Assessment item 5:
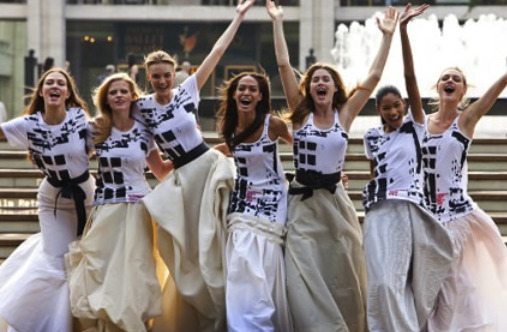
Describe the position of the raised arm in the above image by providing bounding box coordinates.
[400,3,428,124]
[266,0,300,112]
[460,71,507,137]
[341,7,398,131]
[195,0,255,90]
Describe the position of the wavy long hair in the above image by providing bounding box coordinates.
[216,72,272,149]
[23,67,88,116]
[290,63,349,125]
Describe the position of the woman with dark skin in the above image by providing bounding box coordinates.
[133,1,255,330]
[0,68,95,332]
[362,5,453,331]
[215,72,293,331]
[267,1,397,330]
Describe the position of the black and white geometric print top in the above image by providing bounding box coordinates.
[1,107,90,180]
[422,114,476,222]
[93,120,155,205]
[133,75,203,161]
[228,115,288,224]
[363,110,426,212]
[293,111,348,174]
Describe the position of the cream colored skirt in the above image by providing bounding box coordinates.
[143,149,235,332]
[66,202,162,332]
[428,208,507,331]
[285,181,367,332]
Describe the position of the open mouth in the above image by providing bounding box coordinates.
[317,88,327,96]
[443,84,455,94]
[49,91,61,98]
[240,98,252,106]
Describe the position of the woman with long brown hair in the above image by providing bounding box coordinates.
[215,71,293,331]
[0,68,95,332]
[267,1,397,330]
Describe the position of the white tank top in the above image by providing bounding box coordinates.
[422,115,476,222]
[228,115,287,224]
[293,111,347,175]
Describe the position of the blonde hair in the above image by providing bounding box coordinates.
[144,50,177,70]
[428,67,470,111]
[92,72,142,144]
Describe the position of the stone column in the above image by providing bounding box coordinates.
[299,0,335,71]
[41,0,66,68]
[27,0,66,70]
[26,0,42,61]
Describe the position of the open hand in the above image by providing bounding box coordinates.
[377,6,399,36]
[400,3,429,27]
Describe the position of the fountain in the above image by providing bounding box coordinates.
[331,13,507,98]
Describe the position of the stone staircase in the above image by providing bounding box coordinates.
[2,134,507,263]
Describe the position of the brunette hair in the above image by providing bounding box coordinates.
[290,63,349,125]
[23,67,89,116]
[375,85,403,125]
[216,72,272,149]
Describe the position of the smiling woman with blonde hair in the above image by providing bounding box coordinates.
[66,72,172,331]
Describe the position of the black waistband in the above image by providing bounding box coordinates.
[288,170,341,201]
[172,142,210,169]
[47,171,90,236]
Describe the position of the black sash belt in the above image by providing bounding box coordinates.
[172,142,209,169]
[46,171,90,236]
[288,170,341,201]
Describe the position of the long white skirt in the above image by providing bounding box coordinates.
[0,177,94,332]
[364,200,454,332]
[286,181,367,332]
[66,202,162,332]
[142,149,235,332]
[428,208,507,331]
[226,213,293,332]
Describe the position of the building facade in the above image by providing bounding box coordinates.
[0,0,506,118]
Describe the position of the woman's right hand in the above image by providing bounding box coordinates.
[266,0,283,21]
[377,6,399,36]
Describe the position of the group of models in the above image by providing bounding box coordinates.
[1,1,507,331]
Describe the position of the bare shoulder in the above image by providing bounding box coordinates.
[269,114,289,132]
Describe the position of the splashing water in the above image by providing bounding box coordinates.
[331,13,507,98]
